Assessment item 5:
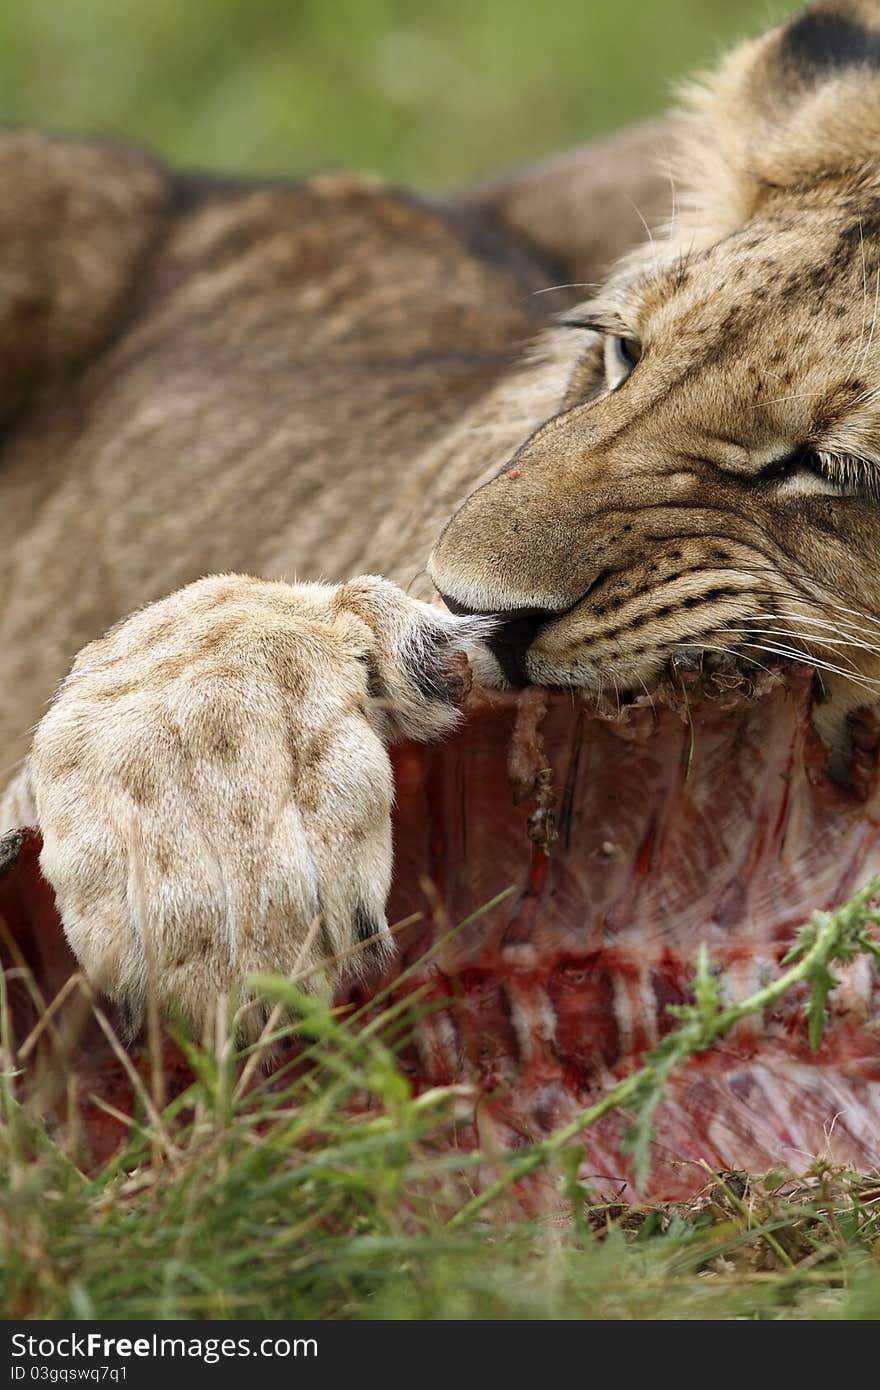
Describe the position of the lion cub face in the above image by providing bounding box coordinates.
[429,2,880,760]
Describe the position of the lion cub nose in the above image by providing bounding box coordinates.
[438,592,552,687]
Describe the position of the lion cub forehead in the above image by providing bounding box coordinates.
[589,215,880,425]
[629,209,871,332]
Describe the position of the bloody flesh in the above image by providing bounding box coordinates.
[2,666,880,1197]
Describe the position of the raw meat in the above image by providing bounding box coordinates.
[2,664,879,1197]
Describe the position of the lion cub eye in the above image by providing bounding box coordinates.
[604,334,642,391]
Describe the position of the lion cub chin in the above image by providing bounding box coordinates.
[24,573,489,1043]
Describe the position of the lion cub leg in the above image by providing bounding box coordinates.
[26,574,487,1040]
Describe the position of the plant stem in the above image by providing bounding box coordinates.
[450,874,880,1226]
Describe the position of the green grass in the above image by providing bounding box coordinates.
[2,885,880,1321]
[0,0,797,186]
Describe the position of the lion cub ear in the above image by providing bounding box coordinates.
[672,2,880,244]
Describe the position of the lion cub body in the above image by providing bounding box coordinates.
[0,124,665,772]
[8,2,880,1032]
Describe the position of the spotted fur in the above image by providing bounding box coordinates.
[21,575,485,1039]
[7,3,878,1033]
[431,0,880,766]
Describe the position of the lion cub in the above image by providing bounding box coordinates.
[23,574,487,1039]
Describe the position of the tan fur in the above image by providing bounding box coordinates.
[432,0,880,767]
[26,574,486,1036]
[0,118,668,1034]
[10,2,880,1033]
[0,123,667,778]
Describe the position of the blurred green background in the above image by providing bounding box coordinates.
[0,0,798,186]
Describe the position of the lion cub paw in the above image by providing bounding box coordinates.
[29,573,488,1040]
